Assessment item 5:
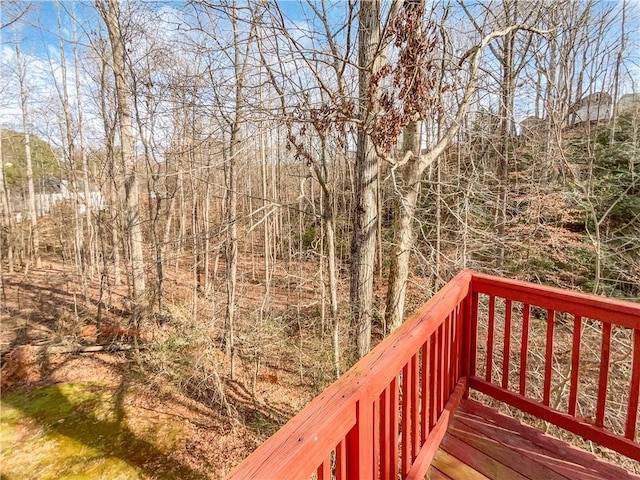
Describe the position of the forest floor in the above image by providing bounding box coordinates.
[0,258,346,479]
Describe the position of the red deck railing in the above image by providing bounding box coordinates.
[227,271,640,479]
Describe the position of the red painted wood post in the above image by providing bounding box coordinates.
[502,299,512,389]
[456,304,463,385]
[411,353,419,462]
[373,397,379,480]
[402,362,411,477]
[568,315,582,416]
[596,322,612,428]
[336,439,346,480]
[470,291,479,378]
[391,376,399,480]
[346,395,374,479]
[519,303,530,396]
[380,386,390,479]
[461,288,473,399]
[429,334,437,429]
[543,309,555,406]
[444,315,452,401]
[487,295,496,382]
[317,455,331,480]
[448,314,455,395]
[438,324,446,416]
[421,340,429,444]
[625,329,640,440]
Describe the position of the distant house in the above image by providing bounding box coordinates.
[568,92,612,125]
[13,178,105,222]
[617,93,640,116]
[35,179,106,217]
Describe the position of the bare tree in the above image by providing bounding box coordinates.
[95,0,146,314]
[381,2,546,330]
[14,42,40,268]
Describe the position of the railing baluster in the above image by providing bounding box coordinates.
[438,323,445,416]
[429,334,437,429]
[568,315,582,416]
[391,376,399,480]
[519,303,530,396]
[346,398,373,479]
[502,299,512,389]
[373,396,379,480]
[450,311,456,392]
[421,340,429,444]
[402,362,410,477]
[470,292,479,378]
[455,305,461,383]
[379,386,390,479]
[543,309,555,406]
[316,455,331,480]
[336,439,346,480]
[411,353,419,462]
[456,304,463,384]
[596,322,612,428]
[487,295,496,382]
[625,329,640,440]
[445,315,452,399]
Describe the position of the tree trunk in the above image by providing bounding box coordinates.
[73,11,94,277]
[96,0,146,310]
[385,122,420,331]
[15,44,40,268]
[351,0,381,358]
[0,134,14,273]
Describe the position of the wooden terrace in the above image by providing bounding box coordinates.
[227,271,640,479]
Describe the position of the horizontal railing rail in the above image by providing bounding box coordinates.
[227,271,640,479]
[468,272,640,462]
[227,271,472,480]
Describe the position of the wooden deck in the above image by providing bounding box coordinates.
[427,399,640,480]
[227,272,640,480]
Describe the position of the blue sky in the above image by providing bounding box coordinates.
[1,0,639,139]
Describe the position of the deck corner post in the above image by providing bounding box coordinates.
[461,277,475,398]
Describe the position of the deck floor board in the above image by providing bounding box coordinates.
[426,399,640,480]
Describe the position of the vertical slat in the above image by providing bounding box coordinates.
[317,455,331,480]
[429,334,437,429]
[596,322,612,428]
[346,397,373,480]
[401,363,411,477]
[625,329,640,440]
[502,299,512,389]
[411,354,419,461]
[438,323,445,416]
[336,439,346,480]
[470,292,479,377]
[373,397,379,480]
[568,315,582,416]
[380,386,390,479]
[487,295,496,382]
[391,375,399,480]
[519,303,530,396]
[421,340,429,444]
[360,398,374,480]
[450,312,456,392]
[444,315,452,399]
[543,309,555,406]
[456,304,463,383]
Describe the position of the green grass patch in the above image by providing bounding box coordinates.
[1,382,203,479]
